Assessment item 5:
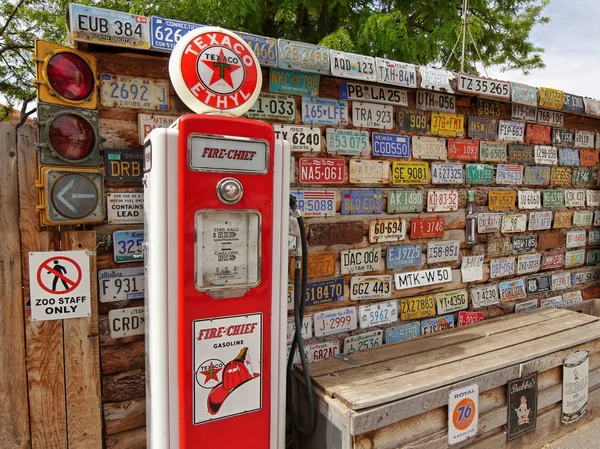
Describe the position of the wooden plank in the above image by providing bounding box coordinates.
[338,320,600,410]
[61,231,103,449]
[17,124,67,449]
[102,369,145,402]
[103,398,146,435]
[101,340,145,374]
[0,123,30,448]
[105,426,146,449]
[309,308,565,378]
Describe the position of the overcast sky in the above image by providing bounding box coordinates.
[486,0,600,99]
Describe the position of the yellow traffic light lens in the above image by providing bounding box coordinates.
[47,53,95,101]
[48,113,95,160]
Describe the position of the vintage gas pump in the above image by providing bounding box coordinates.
[143,28,290,448]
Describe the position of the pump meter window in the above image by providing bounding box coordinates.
[196,211,261,293]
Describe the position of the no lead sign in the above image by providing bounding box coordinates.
[29,251,91,321]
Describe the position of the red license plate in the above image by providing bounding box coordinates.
[580,150,599,167]
[458,311,484,327]
[411,217,445,238]
[448,139,479,161]
[541,251,564,270]
[525,124,551,144]
[298,158,345,183]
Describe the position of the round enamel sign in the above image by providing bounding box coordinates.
[169,27,262,116]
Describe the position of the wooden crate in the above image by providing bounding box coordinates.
[295,308,600,448]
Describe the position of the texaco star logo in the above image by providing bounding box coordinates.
[198,47,244,94]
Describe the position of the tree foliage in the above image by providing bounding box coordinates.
[0,0,549,125]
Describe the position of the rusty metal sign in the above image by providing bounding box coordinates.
[538,232,565,250]
[553,211,573,229]
[580,149,599,167]
[291,251,336,279]
[468,116,497,139]
[525,124,551,144]
[309,221,364,246]
[524,166,551,186]
[477,96,505,116]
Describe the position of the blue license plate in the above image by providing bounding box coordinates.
[237,32,278,67]
[421,315,455,335]
[468,116,497,139]
[590,229,600,244]
[559,148,580,166]
[340,189,383,214]
[386,244,422,269]
[302,97,348,126]
[113,230,144,263]
[523,166,551,185]
[150,16,202,51]
[305,279,345,307]
[385,322,421,343]
[372,133,410,158]
[269,68,318,96]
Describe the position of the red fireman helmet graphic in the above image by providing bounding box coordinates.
[207,347,260,415]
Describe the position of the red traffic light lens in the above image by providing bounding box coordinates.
[48,113,95,161]
[47,53,95,101]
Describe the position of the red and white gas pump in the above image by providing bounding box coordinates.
[143,27,290,449]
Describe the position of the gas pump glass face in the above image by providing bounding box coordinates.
[195,211,261,292]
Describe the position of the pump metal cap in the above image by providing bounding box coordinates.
[216,178,243,204]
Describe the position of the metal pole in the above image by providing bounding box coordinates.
[460,0,469,72]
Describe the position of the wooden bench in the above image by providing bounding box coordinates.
[295,308,600,448]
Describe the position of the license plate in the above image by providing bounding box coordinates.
[565,190,586,207]
[394,267,452,290]
[412,136,447,160]
[498,120,525,142]
[375,58,417,87]
[543,190,565,207]
[277,39,329,73]
[400,295,436,320]
[427,189,459,212]
[305,279,345,307]
[588,191,600,207]
[478,213,502,233]
[149,16,201,52]
[596,211,600,226]
[528,211,553,231]
[298,158,344,184]
[326,128,370,155]
[563,93,585,114]
[270,68,318,95]
[458,73,510,99]
[415,90,456,112]
[448,139,479,160]
[458,312,484,327]
[98,267,145,302]
[575,130,595,148]
[302,97,348,125]
[431,112,465,137]
[391,161,430,184]
[238,32,278,67]
[524,166,551,186]
[247,93,296,122]
[471,285,500,308]
[512,235,538,254]
[468,117,497,139]
[330,50,376,81]
[587,250,600,266]
[421,315,455,335]
[562,291,584,306]
[518,190,541,209]
[540,233,566,250]
[551,166,571,185]
[559,148,580,166]
[573,269,600,285]
[340,81,408,106]
[387,189,424,213]
[349,160,390,183]
[512,82,537,106]
[350,275,392,301]
[287,316,312,343]
[572,168,594,186]
[397,108,428,132]
[490,257,516,278]
[466,164,494,184]
[542,252,564,270]
[340,246,383,275]
[541,297,564,308]
[501,214,527,233]
[508,144,534,164]
[351,102,394,129]
[565,249,586,268]
[305,340,340,363]
[427,240,460,263]
[496,164,524,185]
[290,190,336,217]
[487,238,512,257]
[499,280,527,302]
[552,128,574,146]
[372,133,410,158]
[359,300,398,328]
[69,4,150,49]
[431,163,464,185]
[537,109,564,127]
[138,113,177,144]
[512,104,537,123]
[551,272,571,291]
[534,145,558,165]
[435,289,468,314]
[461,256,483,284]
[566,230,587,248]
[344,330,383,354]
[290,251,336,279]
[341,189,383,214]
[100,75,168,110]
[106,192,144,224]
[539,87,564,110]
[573,211,594,227]
[479,141,507,162]
[108,307,145,339]
[554,211,573,229]
[419,67,454,92]
[274,125,321,153]
[488,190,517,210]
[580,150,599,167]
[369,218,406,243]
[525,275,551,294]
[385,322,421,343]
[386,244,423,269]
[411,217,444,238]
[517,254,541,275]
[113,230,144,263]
[313,307,357,337]
[477,97,505,117]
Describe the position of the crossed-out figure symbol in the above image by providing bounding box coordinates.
[49,260,69,291]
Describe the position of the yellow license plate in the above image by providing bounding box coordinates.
[553,211,573,229]
[551,166,571,185]
[400,295,436,320]
[488,190,516,211]
[538,87,564,110]
[430,112,465,137]
[290,251,336,279]
[391,161,429,185]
